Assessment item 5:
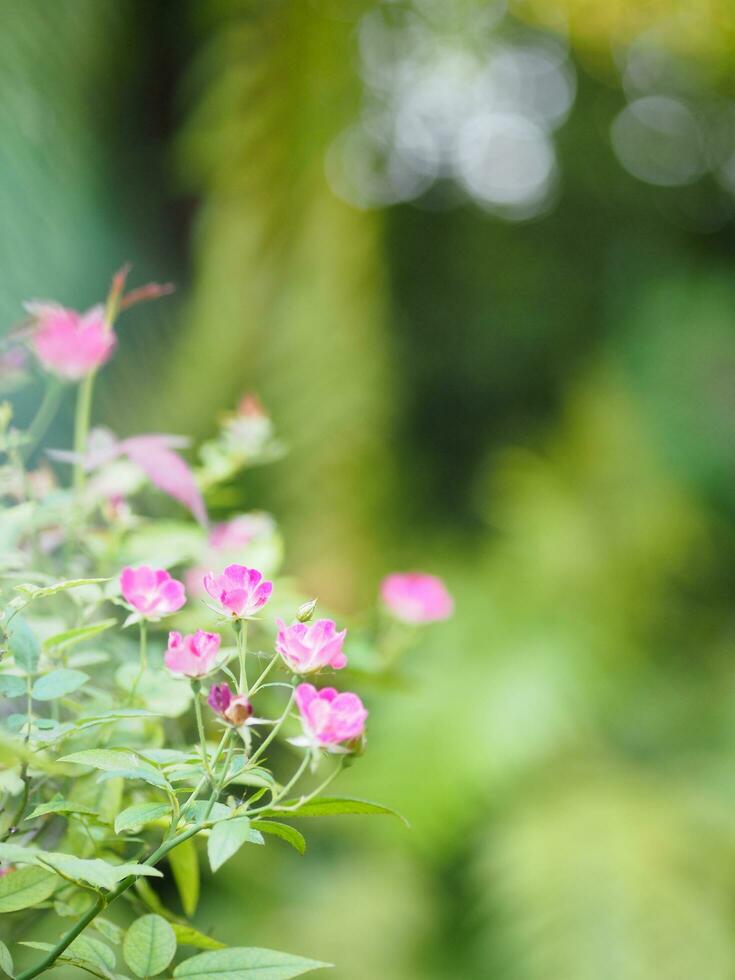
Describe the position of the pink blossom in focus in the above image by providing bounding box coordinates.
[164,630,220,677]
[294,683,367,747]
[26,303,115,381]
[380,572,454,624]
[276,618,347,674]
[120,565,186,619]
[203,564,272,618]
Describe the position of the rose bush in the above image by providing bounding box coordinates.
[0,269,452,980]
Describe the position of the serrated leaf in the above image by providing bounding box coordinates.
[207,817,263,873]
[15,578,110,600]
[171,925,226,951]
[0,939,13,977]
[5,614,40,673]
[0,675,26,697]
[173,947,331,980]
[251,821,306,855]
[43,619,117,651]
[60,750,171,789]
[272,797,409,825]
[32,669,89,701]
[25,797,97,821]
[115,802,172,835]
[123,915,176,978]
[36,852,162,891]
[169,837,199,917]
[0,866,57,913]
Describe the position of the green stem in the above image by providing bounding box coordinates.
[16,820,209,980]
[180,727,229,814]
[256,760,344,815]
[72,373,95,495]
[248,654,279,696]
[247,688,295,767]
[128,622,147,702]
[192,682,213,781]
[235,621,248,694]
[20,379,63,463]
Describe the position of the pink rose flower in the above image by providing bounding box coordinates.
[380,572,454,624]
[164,630,221,677]
[294,683,367,747]
[27,302,116,381]
[276,618,347,674]
[203,564,272,618]
[120,565,187,619]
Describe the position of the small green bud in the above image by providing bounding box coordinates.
[296,598,318,623]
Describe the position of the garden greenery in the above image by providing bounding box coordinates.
[0,269,452,980]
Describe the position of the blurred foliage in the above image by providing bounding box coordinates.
[517,0,735,71]
[4,0,735,978]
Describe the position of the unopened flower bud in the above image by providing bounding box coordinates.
[207,682,232,715]
[224,695,253,726]
[296,598,318,623]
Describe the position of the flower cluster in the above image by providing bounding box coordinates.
[0,268,454,980]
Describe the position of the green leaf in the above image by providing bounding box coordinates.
[273,797,409,825]
[184,801,231,824]
[169,836,199,917]
[5,615,40,673]
[43,619,117,651]
[68,935,116,972]
[123,914,176,978]
[173,947,331,980]
[0,866,57,912]
[36,853,163,891]
[115,802,172,835]
[251,821,306,855]
[0,939,13,977]
[207,816,263,873]
[25,797,97,821]
[171,925,226,951]
[14,577,110,600]
[32,669,89,701]
[93,917,124,945]
[0,675,26,697]
[60,749,171,789]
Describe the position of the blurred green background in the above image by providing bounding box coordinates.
[6,0,735,977]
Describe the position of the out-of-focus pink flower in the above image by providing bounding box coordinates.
[49,427,207,525]
[203,564,272,618]
[380,572,454,624]
[164,629,220,677]
[120,565,186,619]
[294,684,367,747]
[207,683,253,724]
[122,435,207,526]
[0,866,14,877]
[208,513,273,552]
[26,303,115,381]
[0,346,28,383]
[276,619,347,674]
